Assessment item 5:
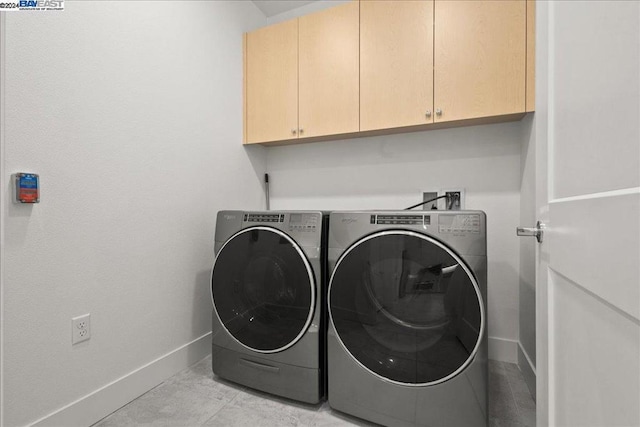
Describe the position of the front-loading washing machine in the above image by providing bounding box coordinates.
[327,211,488,426]
[210,210,327,404]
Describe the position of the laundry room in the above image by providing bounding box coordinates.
[1,1,638,427]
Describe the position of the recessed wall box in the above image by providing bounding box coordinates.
[13,173,40,203]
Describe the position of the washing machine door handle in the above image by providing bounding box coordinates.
[415,263,458,280]
[441,264,458,277]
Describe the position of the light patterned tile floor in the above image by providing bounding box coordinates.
[488,360,536,427]
[93,356,535,427]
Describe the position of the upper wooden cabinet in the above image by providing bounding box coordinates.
[243,0,534,145]
[245,20,298,144]
[299,1,359,138]
[360,1,434,131]
[244,1,359,143]
[434,0,527,123]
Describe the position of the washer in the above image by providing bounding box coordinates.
[211,210,327,404]
[327,211,488,426]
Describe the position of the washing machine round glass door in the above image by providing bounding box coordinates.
[211,226,315,353]
[329,230,484,386]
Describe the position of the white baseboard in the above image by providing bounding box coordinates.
[517,342,537,400]
[488,336,518,363]
[31,333,211,427]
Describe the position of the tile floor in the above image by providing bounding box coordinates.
[93,356,535,427]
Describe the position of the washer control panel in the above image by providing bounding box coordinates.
[288,213,318,233]
[240,212,320,233]
[438,214,481,234]
[244,213,284,223]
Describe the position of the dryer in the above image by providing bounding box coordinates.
[211,210,327,404]
[327,211,488,426]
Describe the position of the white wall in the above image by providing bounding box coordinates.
[267,122,525,361]
[0,2,267,426]
[265,0,349,25]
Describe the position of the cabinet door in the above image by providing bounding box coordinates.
[245,20,298,144]
[299,1,359,138]
[434,0,526,122]
[360,0,434,131]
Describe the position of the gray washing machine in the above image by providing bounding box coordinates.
[327,211,488,426]
[210,210,327,404]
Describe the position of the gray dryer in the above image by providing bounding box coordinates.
[327,211,488,426]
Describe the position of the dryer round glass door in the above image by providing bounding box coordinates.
[212,226,315,353]
[329,230,484,386]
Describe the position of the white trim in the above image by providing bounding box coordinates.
[488,336,518,363]
[518,342,537,399]
[29,333,211,427]
[547,267,556,426]
[518,341,536,376]
[550,187,639,204]
[547,0,556,204]
[540,3,556,424]
[0,12,6,427]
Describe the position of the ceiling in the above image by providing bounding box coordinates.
[251,0,316,17]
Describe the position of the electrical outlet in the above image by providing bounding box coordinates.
[72,313,91,345]
[440,188,465,210]
[422,192,439,210]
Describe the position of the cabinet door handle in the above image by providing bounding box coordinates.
[299,128,304,134]
[291,129,297,135]
[425,110,432,118]
[436,109,443,116]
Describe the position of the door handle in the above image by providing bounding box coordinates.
[517,221,544,243]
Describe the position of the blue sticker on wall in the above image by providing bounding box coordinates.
[15,173,40,203]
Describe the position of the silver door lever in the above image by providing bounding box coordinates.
[517,221,544,243]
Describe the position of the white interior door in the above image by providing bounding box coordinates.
[532,2,640,426]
